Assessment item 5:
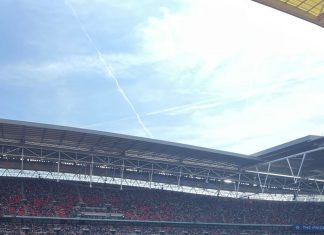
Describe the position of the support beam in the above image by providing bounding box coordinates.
[149,164,153,189]
[120,160,125,190]
[206,170,210,183]
[21,148,24,173]
[286,158,295,178]
[178,166,182,187]
[314,180,324,195]
[90,155,94,188]
[295,153,306,183]
[256,167,264,192]
[235,173,241,198]
[262,162,271,193]
[57,151,61,182]
[260,146,324,165]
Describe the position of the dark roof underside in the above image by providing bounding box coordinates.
[253,135,324,160]
[252,135,324,179]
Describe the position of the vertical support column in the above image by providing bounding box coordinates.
[205,170,210,184]
[21,147,24,173]
[149,164,153,189]
[236,173,241,198]
[120,159,125,190]
[57,151,61,182]
[178,166,182,187]
[90,155,94,188]
[295,180,301,198]
[106,157,110,182]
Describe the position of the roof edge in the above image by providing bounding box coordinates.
[252,0,324,28]
[252,135,323,157]
[0,118,253,160]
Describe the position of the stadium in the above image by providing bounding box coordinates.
[0,118,323,234]
[1,0,324,234]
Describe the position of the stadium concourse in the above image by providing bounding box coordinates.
[0,119,324,234]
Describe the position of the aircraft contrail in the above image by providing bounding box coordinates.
[64,0,153,138]
[145,98,225,116]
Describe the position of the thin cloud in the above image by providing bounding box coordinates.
[145,99,223,116]
[133,0,324,153]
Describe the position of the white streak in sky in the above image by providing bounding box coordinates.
[146,99,225,116]
[64,0,153,138]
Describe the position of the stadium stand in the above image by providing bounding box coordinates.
[0,119,324,234]
[0,177,323,234]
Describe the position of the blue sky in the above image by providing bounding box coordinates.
[1,0,324,154]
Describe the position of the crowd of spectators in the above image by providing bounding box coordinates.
[0,177,323,226]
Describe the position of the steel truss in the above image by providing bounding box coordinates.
[0,142,323,201]
[236,147,324,199]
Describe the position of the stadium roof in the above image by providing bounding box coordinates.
[0,118,323,199]
[253,0,324,27]
[250,135,324,181]
[0,118,258,169]
[253,135,324,160]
